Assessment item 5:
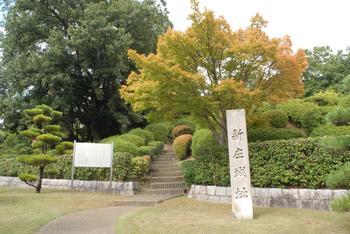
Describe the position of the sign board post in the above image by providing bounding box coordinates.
[226,109,253,220]
[71,141,114,192]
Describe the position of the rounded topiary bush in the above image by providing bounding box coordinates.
[128,128,155,144]
[137,145,157,157]
[101,136,138,156]
[145,123,169,142]
[131,156,150,180]
[301,108,324,131]
[148,141,164,155]
[172,124,193,138]
[173,134,192,160]
[119,134,145,146]
[265,110,288,128]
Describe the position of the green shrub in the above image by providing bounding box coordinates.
[326,163,350,189]
[2,133,32,154]
[145,123,169,142]
[304,91,340,106]
[173,134,192,160]
[180,160,196,186]
[301,108,324,131]
[277,100,320,126]
[319,136,350,151]
[310,125,350,137]
[0,131,8,144]
[339,96,350,108]
[190,130,350,188]
[331,194,350,213]
[128,128,155,144]
[326,107,350,126]
[119,134,145,146]
[172,125,193,138]
[248,127,304,142]
[101,136,138,156]
[137,146,157,157]
[148,141,164,155]
[192,129,230,186]
[265,110,288,128]
[249,138,350,188]
[113,153,133,181]
[131,156,150,180]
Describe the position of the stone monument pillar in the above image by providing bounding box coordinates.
[226,109,253,220]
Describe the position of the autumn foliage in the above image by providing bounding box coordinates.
[121,0,308,144]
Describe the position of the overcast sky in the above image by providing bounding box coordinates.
[166,0,350,52]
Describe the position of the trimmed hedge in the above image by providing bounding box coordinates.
[248,127,304,142]
[191,129,230,186]
[188,129,350,188]
[145,123,168,142]
[180,160,196,186]
[0,152,143,181]
[310,125,350,137]
[128,128,155,144]
[264,110,288,128]
[172,125,193,138]
[173,134,192,160]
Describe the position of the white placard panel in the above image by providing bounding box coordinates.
[73,143,113,168]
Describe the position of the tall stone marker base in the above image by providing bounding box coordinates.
[226,109,253,220]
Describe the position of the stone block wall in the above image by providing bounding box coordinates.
[0,176,138,195]
[188,185,349,210]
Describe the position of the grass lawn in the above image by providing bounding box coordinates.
[0,186,120,234]
[116,197,350,234]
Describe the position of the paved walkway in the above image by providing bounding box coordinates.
[37,144,185,233]
[36,206,141,234]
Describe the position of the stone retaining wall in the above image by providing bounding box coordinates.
[188,185,349,210]
[0,176,138,195]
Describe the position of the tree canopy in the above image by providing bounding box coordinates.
[0,0,171,140]
[303,46,350,96]
[121,1,307,144]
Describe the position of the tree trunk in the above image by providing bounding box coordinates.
[36,165,45,193]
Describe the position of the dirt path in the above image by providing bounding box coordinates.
[36,206,141,234]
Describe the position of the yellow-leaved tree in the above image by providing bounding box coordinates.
[121,1,308,145]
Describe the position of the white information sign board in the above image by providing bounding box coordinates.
[73,142,113,168]
[71,142,114,190]
[226,109,253,220]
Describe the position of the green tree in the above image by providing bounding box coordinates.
[0,0,171,140]
[303,46,350,96]
[121,1,307,145]
[18,104,68,193]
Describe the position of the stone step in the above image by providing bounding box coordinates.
[115,200,161,207]
[151,182,187,189]
[150,165,178,170]
[151,167,181,173]
[153,156,175,160]
[152,171,183,177]
[151,176,184,183]
[151,161,176,165]
[143,188,187,196]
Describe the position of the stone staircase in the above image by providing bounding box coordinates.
[114,144,187,207]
